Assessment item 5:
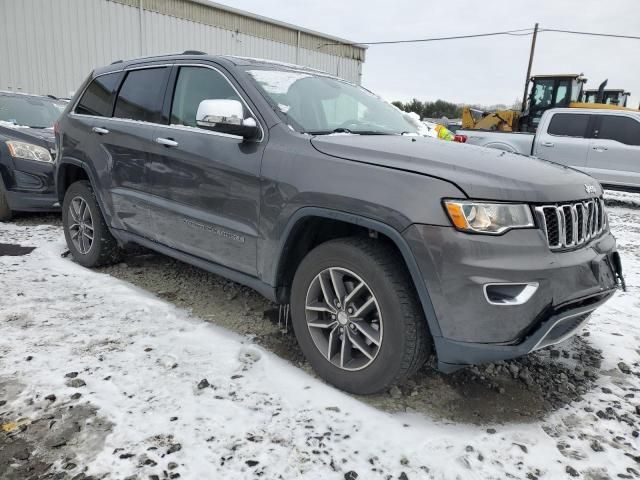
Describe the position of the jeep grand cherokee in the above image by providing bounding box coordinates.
[55,53,623,394]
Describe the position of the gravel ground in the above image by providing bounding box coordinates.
[2,191,639,480]
[0,375,112,480]
[94,255,606,424]
[2,211,638,480]
[6,196,632,426]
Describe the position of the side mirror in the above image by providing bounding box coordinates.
[196,99,260,140]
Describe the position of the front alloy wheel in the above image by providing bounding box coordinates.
[291,237,431,394]
[306,267,383,371]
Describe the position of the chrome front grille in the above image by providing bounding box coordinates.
[535,198,606,250]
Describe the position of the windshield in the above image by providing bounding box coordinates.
[0,95,66,128]
[246,69,418,135]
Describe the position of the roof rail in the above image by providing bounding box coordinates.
[182,50,207,55]
[111,59,123,65]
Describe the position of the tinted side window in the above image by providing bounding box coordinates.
[114,68,170,124]
[597,115,640,146]
[75,73,121,117]
[547,113,589,137]
[170,66,243,127]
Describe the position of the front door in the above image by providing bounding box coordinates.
[586,114,640,189]
[148,64,265,276]
[534,112,591,170]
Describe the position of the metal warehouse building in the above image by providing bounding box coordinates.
[0,0,366,97]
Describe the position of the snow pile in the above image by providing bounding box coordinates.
[400,111,430,136]
[0,195,639,479]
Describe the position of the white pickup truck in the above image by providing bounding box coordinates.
[458,108,640,192]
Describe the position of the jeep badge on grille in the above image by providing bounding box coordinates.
[584,184,597,195]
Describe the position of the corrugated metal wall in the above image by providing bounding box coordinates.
[0,0,365,97]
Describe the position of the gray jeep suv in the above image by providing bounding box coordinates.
[55,53,623,394]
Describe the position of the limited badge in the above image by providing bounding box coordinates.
[584,184,597,195]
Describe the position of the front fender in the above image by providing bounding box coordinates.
[271,207,443,338]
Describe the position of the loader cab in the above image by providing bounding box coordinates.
[520,74,586,132]
[584,89,630,107]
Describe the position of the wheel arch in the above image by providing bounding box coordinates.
[273,207,442,338]
[56,158,115,232]
[56,158,93,202]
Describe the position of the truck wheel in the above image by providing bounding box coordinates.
[0,179,12,222]
[62,180,122,267]
[290,237,431,394]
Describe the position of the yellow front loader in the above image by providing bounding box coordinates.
[461,108,520,132]
[462,75,638,132]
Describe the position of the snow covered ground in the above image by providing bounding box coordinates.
[1,193,639,480]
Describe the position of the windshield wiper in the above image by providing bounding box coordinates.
[306,128,353,135]
[306,128,392,136]
[352,131,392,135]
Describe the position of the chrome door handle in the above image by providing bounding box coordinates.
[155,137,178,147]
[92,127,109,135]
[592,146,608,152]
[541,141,554,147]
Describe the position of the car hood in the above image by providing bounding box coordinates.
[0,125,55,149]
[310,135,602,203]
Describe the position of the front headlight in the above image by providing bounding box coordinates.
[6,141,53,163]
[444,200,534,234]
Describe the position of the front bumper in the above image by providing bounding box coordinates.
[404,224,619,371]
[1,157,59,212]
[5,190,60,212]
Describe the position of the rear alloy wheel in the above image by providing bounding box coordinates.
[67,196,94,254]
[62,180,122,267]
[291,237,431,394]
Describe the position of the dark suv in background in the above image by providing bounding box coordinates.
[55,53,622,394]
[0,91,66,220]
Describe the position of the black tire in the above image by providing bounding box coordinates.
[290,237,431,394]
[62,180,122,267]
[0,178,12,222]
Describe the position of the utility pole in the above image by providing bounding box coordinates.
[521,23,539,112]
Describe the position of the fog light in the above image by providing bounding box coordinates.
[483,282,539,305]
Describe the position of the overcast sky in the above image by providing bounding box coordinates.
[214,0,640,108]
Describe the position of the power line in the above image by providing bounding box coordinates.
[540,28,640,40]
[320,27,640,47]
[320,28,535,47]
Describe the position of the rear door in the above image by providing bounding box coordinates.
[586,114,640,189]
[147,63,265,276]
[66,71,123,223]
[104,66,171,237]
[533,112,591,169]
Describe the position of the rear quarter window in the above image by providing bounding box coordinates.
[547,113,590,137]
[597,115,640,146]
[75,72,122,117]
